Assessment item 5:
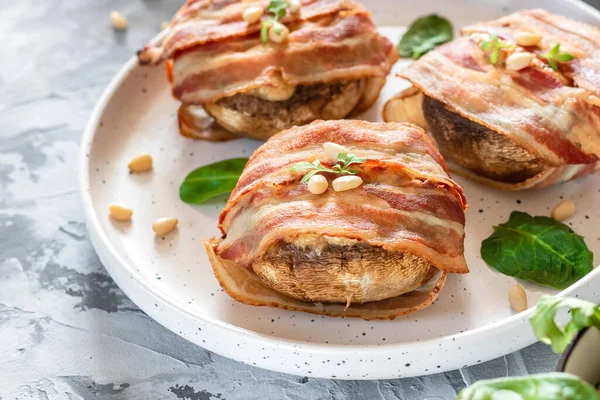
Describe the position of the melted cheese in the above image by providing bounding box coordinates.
[290,234,361,253]
[247,82,297,101]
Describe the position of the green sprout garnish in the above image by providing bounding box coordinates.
[261,0,288,43]
[481,33,514,65]
[291,153,367,183]
[541,43,575,71]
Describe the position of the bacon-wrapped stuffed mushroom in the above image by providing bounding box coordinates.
[204,120,468,320]
[384,10,600,190]
[139,0,398,141]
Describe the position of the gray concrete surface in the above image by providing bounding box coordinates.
[1,1,599,398]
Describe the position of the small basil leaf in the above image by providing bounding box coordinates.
[480,211,593,289]
[398,14,453,59]
[180,158,248,204]
[555,53,575,62]
[458,373,600,400]
[266,0,287,19]
[481,41,493,51]
[336,153,349,164]
[260,22,269,43]
[490,47,500,65]
[300,169,319,183]
[290,161,316,171]
[530,295,600,353]
[347,157,367,166]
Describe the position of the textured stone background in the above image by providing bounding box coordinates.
[1,1,599,399]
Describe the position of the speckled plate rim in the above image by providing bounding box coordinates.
[80,0,600,380]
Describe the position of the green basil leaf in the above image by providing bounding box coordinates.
[480,211,593,289]
[300,169,319,183]
[530,295,600,353]
[180,158,248,204]
[458,373,600,400]
[481,41,494,51]
[260,21,269,43]
[555,53,575,62]
[290,161,316,171]
[266,0,288,19]
[347,156,367,166]
[490,47,500,65]
[398,14,453,59]
[336,153,350,163]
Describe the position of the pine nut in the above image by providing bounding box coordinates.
[269,22,289,43]
[332,176,363,192]
[109,203,133,222]
[128,154,153,173]
[323,142,349,162]
[515,32,542,47]
[509,284,528,312]
[288,0,302,13]
[506,52,533,71]
[551,200,576,221]
[152,217,179,236]
[307,174,328,194]
[242,6,264,23]
[110,11,128,30]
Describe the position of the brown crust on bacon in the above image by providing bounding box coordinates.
[205,238,447,320]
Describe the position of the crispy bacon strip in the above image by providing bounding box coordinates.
[214,120,468,274]
[138,0,397,105]
[394,9,600,187]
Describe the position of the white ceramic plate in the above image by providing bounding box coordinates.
[80,0,600,380]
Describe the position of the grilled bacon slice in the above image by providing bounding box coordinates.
[139,0,398,140]
[204,120,468,319]
[384,9,600,190]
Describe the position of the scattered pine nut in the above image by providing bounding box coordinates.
[515,32,542,47]
[109,203,133,222]
[242,6,264,23]
[551,200,576,221]
[323,142,349,162]
[288,0,302,13]
[269,22,289,43]
[506,52,533,71]
[332,176,363,192]
[152,217,179,236]
[307,174,328,194]
[110,11,128,30]
[128,153,153,173]
[509,284,528,312]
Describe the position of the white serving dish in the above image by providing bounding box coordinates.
[80,0,600,379]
